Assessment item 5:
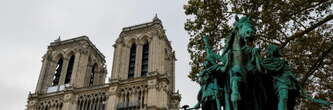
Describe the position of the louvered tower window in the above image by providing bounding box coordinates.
[141,43,149,77]
[128,44,136,79]
[65,55,75,84]
[52,58,63,86]
[89,63,97,86]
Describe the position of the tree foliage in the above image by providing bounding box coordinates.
[184,0,333,109]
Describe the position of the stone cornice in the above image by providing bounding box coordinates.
[29,84,109,99]
[121,19,163,33]
[48,36,105,62]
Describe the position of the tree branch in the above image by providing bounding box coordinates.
[257,36,281,46]
[278,28,289,39]
[300,43,333,87]
[290,17,307,29]
[287,1,326,19]
[280,14,333,48]
[225,11,249,16]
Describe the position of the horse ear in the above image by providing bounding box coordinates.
[235,15,239,21]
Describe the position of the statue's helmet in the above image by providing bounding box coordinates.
[266,45,282,58]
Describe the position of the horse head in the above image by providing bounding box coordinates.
[234,16,255,43]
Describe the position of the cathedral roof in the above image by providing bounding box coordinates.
[49,36,105,61]
[121,15,163,32]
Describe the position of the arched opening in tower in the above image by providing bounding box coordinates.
[65,55,75,84]
[141,43,149,77]
[128,44,136,79]
[52,57,63,86]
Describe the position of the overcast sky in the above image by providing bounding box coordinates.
[0,0,200,109]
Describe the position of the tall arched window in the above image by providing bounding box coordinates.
[52,58,63,86]
[65,55,75,84]
[128,44,136,79]
[89,63,97,86]
[141,43,149,77]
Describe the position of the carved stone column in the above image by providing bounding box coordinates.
[44,61,57,92]
[59,58,69,85]
[35,53,50,93]
[158,39,165,74]
[135,41,144,77]
[148,37,156,72]
[62,93,76,110]
[113,37,125,79]
[111,43,122,80]
[73,48,89,88]
[160,82,169,108]
[106,86,118,110]
[121,46,130,80]
[147,79,158,108]
[144,88,148,108]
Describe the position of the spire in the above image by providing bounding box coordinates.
[153,13,161,23]
[54,36,61,42]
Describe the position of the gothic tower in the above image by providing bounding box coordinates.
[27,36,108,110]
[108,16,180,110]
[27,16,181,110]
[35,36,107,94]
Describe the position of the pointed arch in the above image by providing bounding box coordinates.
[51,51,65,62]
[89,63,98,86]
[140,35,152,43]
[52,56,63,86]
[125,38,137,48]
[65,54,75,84]
[141,41,149,77]
[128,43,136,79]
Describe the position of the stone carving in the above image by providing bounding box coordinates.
[27,17,181,110]
[64,93,73,102]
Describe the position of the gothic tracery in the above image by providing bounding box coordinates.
[27,17,181,110]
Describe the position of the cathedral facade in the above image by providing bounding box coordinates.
[26,17,181,110]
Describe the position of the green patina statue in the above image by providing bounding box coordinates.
[187,16,331,110]
[221,16,266,110]
[262,45,300,110]
[189,35,225,110]
[189,16,268,110]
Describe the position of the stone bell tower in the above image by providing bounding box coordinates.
[35,36,107,94]
[26,16,181,110]
[108,15,181,110]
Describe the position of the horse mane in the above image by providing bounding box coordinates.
[234,16,253,29]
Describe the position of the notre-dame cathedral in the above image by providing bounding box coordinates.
[26,16,181,110]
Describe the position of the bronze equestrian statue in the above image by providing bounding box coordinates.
[187,16,331,110]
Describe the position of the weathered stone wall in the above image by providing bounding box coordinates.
[28,17,181,110]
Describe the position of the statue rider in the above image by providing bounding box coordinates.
[262,45,300,110]
[190,36,227,110]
